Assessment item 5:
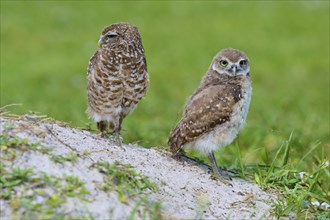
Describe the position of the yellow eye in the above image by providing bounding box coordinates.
[219,60,228,67]
[239,60,247,66]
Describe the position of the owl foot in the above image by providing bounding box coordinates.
[100,130,114,138]
[210,172,233,187]
[100,132,108,138]
[98,132,124,150]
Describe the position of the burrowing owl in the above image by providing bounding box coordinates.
[87,22,148,145]
[168,48,252,183]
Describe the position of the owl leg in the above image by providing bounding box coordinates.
[208,152,232,186]
[113,115,123,147]
[108,121,115,133]
[97,121,108,137]
[114,131,122,146]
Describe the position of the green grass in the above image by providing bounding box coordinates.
[92,161,158,204]
[1,131,161,219]
[49,152,78,164]
[0,164,91,219]
[1,1,329,218]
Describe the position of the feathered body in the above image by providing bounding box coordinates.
[169,74,251,154]
[168,48,252,182]
[87,23,148,142]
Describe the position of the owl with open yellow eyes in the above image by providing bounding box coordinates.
[168,48,252,184]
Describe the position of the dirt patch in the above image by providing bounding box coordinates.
[0,116,277,219]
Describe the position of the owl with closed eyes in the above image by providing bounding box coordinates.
[87,22,149,145]
[168,48,252,184]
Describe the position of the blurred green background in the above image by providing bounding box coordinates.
[1,1,329,170]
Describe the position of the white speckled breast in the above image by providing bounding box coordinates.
[184,77,252,154]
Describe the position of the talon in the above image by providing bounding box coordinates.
[211,172,233,187]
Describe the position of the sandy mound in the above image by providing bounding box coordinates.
[0,115,277,219]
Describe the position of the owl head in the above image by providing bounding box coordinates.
[98,22,141,49]
[211,48,250,77]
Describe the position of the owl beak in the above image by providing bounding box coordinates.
[98,36,104,47]
[232,65,237,75]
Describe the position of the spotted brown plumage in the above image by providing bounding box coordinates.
[168,78,242,152]
[87,23,149,145]
[168,48,252,184]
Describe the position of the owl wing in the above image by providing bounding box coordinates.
[87,51,98,75]
[168,83,241,153]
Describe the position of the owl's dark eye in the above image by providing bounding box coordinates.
[219,60,228,67]
[106,32,118,38]
[239,60,247,66]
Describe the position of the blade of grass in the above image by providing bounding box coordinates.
[281,131,293,167]
[235,142,245,178]
[264,141,285,184]
[297,141,321,167]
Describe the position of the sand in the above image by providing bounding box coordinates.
[0,115,278,219]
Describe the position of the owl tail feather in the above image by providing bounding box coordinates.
[168,126,184,155]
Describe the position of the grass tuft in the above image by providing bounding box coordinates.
[252,135,329,218]
[49,152,78,164]
[92,161,157,203]
[0,164,91,219]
